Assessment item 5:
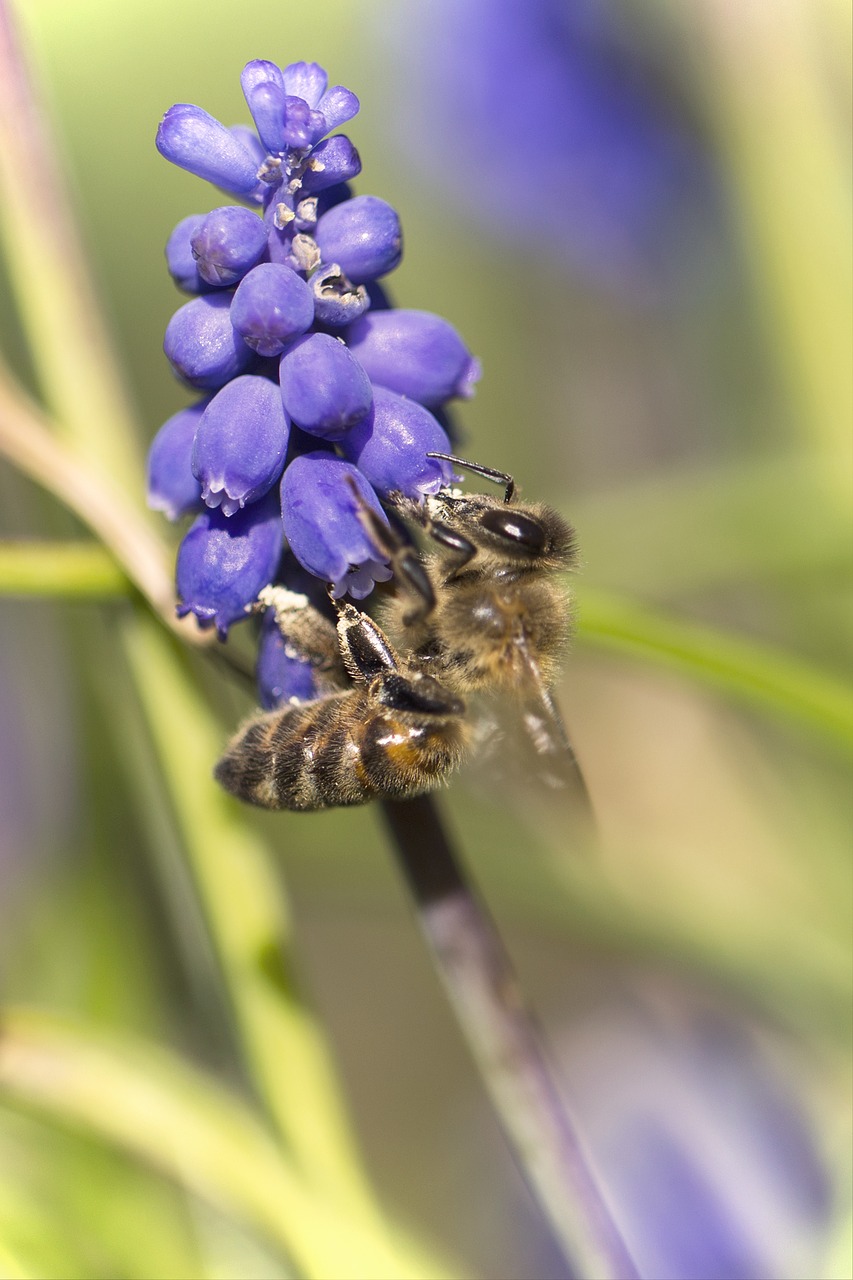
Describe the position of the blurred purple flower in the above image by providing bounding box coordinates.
[379,0,718,295]
[557,979,833,1280]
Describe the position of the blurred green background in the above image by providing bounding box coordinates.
[0,1,850,1277]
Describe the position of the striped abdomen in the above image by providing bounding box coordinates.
[214,689,466,812]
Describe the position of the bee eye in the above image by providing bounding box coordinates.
[480,508,547,555]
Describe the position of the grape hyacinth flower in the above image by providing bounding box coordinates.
[149,57,480,701]
[379,0,720,297]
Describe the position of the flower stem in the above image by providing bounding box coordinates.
[0,0,141,491]
[379,793,639,1280]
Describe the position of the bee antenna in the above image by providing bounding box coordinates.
[426,452,515,503]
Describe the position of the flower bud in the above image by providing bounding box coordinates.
[345,309,480,406]
[230,263,314,356]
[147,401,207,519]
[280,97,327,150]
[300,135,362,194]
[315,84,360,133]
[241,61,287,154]
[280,452,392,598]
[310,263,369,328]
[165,215,209,293]
[282,61,328,107]
[339,386,454,498]
[279,332,372,440]
[176,490,284,636]
[192,374,290,515]
[156,104,260,196]
[164,293,253,389]
[314,195,402,283]
[191,206,268,287]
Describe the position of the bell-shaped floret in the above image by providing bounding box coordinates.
[280,452,391,599]
[256,607,323,709]
[192,374,290,515]
[165,215,210,293]
[279,332,372,440]
[156,104,261,196]
[191,207,268,287]
[164,293,253,389]
[314,195,402,283]
[176,490,284,637]
[230,263,314,357]
[147,401,207,519]
[339,386,454,498]
[300,136,362,194]
[345,309,480,406]
[310,263,369,328]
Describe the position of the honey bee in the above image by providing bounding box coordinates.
[354,454,586,795]
[214,588,468,811]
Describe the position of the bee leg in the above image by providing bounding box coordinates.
[388,491,480,583]
[257,584,347,686]
[329,598,405,684]
[422,521,479,582]
[346,482,438,626]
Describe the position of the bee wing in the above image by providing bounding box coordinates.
[518,650,592,812]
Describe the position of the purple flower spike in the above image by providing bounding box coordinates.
[279,332,372,440]
[176,490,284,637]
[257,607,322,709]
[231,263,314,356]
[191,207,268,287]
[281,452,392,598]
[164,293,253,390]
[314,195,402,284]
[165,215,209,293]
[147,401,207,519]
[192,374,290,515]
[310,263,369,328]
[300,135,362,194]
[339,385,454,498]
[156,104,260,196]
[345,309,481,406]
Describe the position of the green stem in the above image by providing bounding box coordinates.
[0,367,185,631]
[693,0,852,462]
[0,540,128,597]
[381,796,638,1280]
[120,610,439,1278]
[0,1007,433,1280]
[577,587,853,753]
[0,1,142,490]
